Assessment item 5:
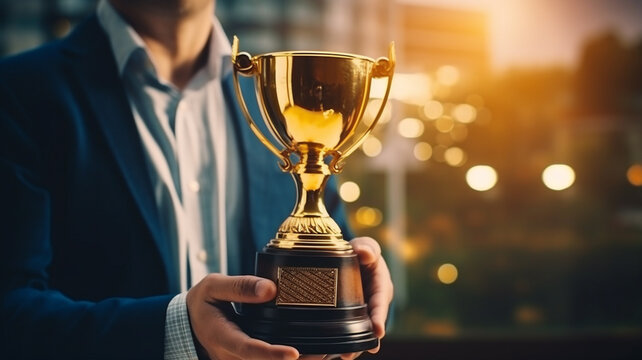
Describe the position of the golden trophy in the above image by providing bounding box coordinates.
[231,36,395,354]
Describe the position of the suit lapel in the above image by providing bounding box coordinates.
[62,16,292,276]
[222,75,294,251]
[62,17,172,283]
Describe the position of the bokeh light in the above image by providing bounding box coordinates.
[401,241,420,263]
[355,206,383,227]
[423,100,444,120]
[466,165,498,191]
[414,142,433,161]
[437,263,458,284]
[361,136,382,157]
[542,164,575,191]
[514,305,543,325]
[373,73,432,105]
[452,103,477,123]
[339,181,360,203]
[398,117,425,138]
[627,164,642,186]
[436,65,460,86]
[444,147,467,167]
[435,116,455,133]
[363,98,392,125]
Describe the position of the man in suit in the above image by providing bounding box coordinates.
[0,0,392,359]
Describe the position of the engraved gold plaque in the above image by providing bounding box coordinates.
[232,36,394,354]
[276,267,338,306]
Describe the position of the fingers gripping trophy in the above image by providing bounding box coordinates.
[231,36,395,354]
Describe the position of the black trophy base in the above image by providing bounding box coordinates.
[235,249,379,354]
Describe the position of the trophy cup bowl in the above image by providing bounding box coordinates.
[231,36,395,354]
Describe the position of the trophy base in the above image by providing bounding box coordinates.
[235,249,379,354]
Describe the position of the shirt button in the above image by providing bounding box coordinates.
[197,249,208,262]
[189,180,200,193]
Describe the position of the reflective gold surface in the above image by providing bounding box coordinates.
[232,36,395,251]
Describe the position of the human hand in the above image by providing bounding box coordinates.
[301,237,393,360]
[342,237,394,360]
[186,274,300,360]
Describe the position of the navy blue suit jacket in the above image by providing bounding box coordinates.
[0,16,349,359]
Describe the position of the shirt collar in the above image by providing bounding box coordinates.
[96,0,232,82]
[209,16,233,80]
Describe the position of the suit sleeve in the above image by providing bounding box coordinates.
[0,81,172,360]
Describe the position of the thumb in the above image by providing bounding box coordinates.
[201,274,277,303]
[350,237,381,266]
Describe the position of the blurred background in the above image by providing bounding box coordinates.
[2,0,641,358]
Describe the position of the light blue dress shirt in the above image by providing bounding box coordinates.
[96,1,243,358]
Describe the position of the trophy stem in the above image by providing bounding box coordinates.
[290,172,330,217]
[267,143,352,252]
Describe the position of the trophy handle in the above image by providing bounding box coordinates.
[329,42,396,174]
[231,36,294,171]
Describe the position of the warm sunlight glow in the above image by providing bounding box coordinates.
[373,73,432,105]
[466,165,498,191]
[436,65,460,86]
[542,164,575,191]
[339,181,361,203]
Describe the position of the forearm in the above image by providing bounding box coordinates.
[2,286,173,359]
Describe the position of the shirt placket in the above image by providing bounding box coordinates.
[175,96,214,287]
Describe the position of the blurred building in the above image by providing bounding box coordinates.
[395,3,489,79]
[216,0,324,54]
[216,0,392,57]
[214,0,490,81]
[323,0,391,58]
[1,0,490,77]
[0,0,96,56]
